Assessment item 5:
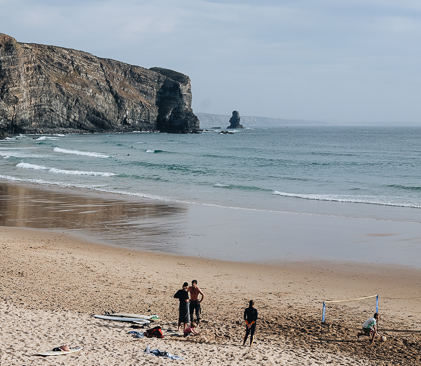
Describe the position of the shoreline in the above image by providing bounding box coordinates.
[1,225,421,365]
[1,180,421,268]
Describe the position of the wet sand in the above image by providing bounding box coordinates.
[1,181,420,266]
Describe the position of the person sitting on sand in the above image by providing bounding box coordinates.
[184,322,199,337]
[357,313,380,344]
[174,282,190,332]
[243,300,258,347]
[188,279,205,324]
[52,345,70,352]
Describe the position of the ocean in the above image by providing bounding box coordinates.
[1,126,420,266]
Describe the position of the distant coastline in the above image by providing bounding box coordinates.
[197,112,327,127]
[197,112,421,127]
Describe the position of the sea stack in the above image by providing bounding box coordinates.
[0,34,199,136]
[227,110,243,129]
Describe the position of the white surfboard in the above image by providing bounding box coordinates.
[132,318,150,324]
[93,315,150,323]
[36,346,83,356]
[111,313,159,320]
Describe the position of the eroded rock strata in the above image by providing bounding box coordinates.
[0,34,199,136]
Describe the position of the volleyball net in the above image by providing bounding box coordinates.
[322,294,379,322]
[319,294,379,341]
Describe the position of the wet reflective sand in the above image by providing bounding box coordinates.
[0,182,188,254]
[1,181,420,267]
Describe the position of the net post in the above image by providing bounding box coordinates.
[320,302,326,342]
[376,295,379,313]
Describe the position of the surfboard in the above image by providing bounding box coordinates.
[133,320,152,325]
[93,315,150,323]
[36,346,83,356]
[111,313,159,320]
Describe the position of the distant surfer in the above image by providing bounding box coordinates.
[188,279,205,324]
[242,300,258,347]
[174,282,190,332]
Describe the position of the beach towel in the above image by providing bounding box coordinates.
[144,345,184,360]
[128,331,144,338]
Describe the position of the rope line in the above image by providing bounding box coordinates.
[323,294,378,304]
[321,294,379,329]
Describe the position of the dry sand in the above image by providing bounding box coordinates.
[1,226,420,365]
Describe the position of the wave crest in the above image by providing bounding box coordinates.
[54,147,109,158]
[272,190,421,209]
[146,149,166,153]
[17,162,115,177]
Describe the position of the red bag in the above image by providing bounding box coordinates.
[144,326,164,338]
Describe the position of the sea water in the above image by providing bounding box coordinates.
[0,127,420,265]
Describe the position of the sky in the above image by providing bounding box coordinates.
[1,0,421,124]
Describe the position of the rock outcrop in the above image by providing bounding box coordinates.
[227,110,243,129]
[0,34,199,136]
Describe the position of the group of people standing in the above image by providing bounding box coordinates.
[174,282,381,347]
[174,280,258,346]
[174,280,205,335]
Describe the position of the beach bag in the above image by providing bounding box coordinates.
[144,326,164,338]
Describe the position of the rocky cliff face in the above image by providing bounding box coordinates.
[0,34,199,136]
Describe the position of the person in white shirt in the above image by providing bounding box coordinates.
[357,313,380,344]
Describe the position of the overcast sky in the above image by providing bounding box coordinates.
[1,0,421,124]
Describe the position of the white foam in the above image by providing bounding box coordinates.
[214,183,231,188]
[0,150,47,159]
[272,191,421,209]
[49,168,116,177]
[273,190,371,202]
[146,149,155,153]
[17,162,116,177]
[35,136,59,141]
[16,162,48,170]
[53,147,109,158]
[0,174,108,189]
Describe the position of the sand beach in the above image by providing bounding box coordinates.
[1,223,421,365]
[0,181,420,365]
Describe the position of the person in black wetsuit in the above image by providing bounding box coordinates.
[243,300,258,347]
[174,282,190,332]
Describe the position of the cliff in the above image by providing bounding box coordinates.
[0,34,199,137]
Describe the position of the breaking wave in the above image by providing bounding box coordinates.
[272,191,421,209]
[16,162,115,177]
[53,147,109,158]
